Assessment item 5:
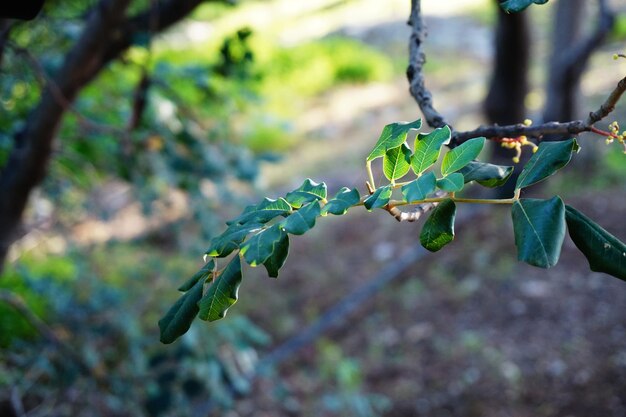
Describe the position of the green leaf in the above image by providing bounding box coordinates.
[240,224,285,267]
[227,198,292,226]
[565,205,626,280]
[458,160,514,188]
[322,187,361,216]
[178,259,215,291]
[401,172,437,202]
[511,197,566,268]
[383,143,412,181]
[363,185,393,210]
[411,125,451,176]
[198,256,243,322]
[205,222,263,257]
[280,201,321,235]
[516,138,577,189]
[367,119,422,161]
[263,233,290,278]
[285,179,327,208]
[441,137,485,176]
[436,173,465,192]
[159,279,204,344]
[501,0,549,13]
[420,199,456,252]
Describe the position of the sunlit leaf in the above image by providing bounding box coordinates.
[159,280,204,344]
[322,187,360,216]
[198,256,243,322]
[511,197,565,268]
[205,223,263,257]
[441,137,485,176]
[420,198,456,252]
[367,119,422,161]
[401,172,437,202]
[178,259,215,291]
[565,205,626,280]
[411,125,451,176]
[227,198,292,226]
[436,173,464,192]
[363,185,393,210]
[280,201,321,235]
[501,0,549,13]
[458,160,514,188]
[383,143,412,181]
[285,179,327,208]
[263,233,290,278]
[515,138,577,189]
[240,224,285,267]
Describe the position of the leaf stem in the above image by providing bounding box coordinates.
[366,160,375,190]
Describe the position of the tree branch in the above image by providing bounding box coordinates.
[407,0,450,130]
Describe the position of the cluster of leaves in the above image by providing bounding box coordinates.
[161,119,626,344]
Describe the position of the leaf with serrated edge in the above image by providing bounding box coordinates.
[565,205,626,280]
[364,185,393,210]
[402,172,437,202]
[436,173,464,192]
[159,280,204,344]
[441,137,485,175]
[178,259,215,291]
[240,224,285,267]
[420,199,456,252]
[285,179,327,208]
[198,256,243,322]
[458,160,513,188]
[367,119,422,161]
[501,0,549,13]
[516,138,577,190]
[511,197,565,268]
[383,143,412,181]
[322,187,360,216]
[280,201,321,235]
[227,198,292,226]
[263,233,290,278]
[205,223,263,257]
[411,125,451,176]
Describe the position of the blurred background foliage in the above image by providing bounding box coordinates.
[1,0,626,416]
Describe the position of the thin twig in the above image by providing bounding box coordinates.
[407,0,450,130]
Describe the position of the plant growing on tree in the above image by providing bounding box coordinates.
[160,0,626,344]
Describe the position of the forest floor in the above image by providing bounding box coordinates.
[227,4,626,417]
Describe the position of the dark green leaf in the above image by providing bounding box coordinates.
[280,201,321,235]
[436,173,465,192]
[501,0,549,13]
[516,138,577,189]
[511,197,565,268]
[411,125,451,176]
[441,137,485,175]
[363,185,393,210]
[240,224,285,266]
[285,179,327,208]
[458,160,514,188]
[402,172,437,202]
[420,199,456,252]
[159,280,204,344]
[178,259,215,291]
[565,205,626,280]
[198,256,243,322]
[205,223,263,257]
[367,119,422,161]
[263,233,290,278]
[322,187,361,216]
[227,198,292,226]
[383,143,412,181]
